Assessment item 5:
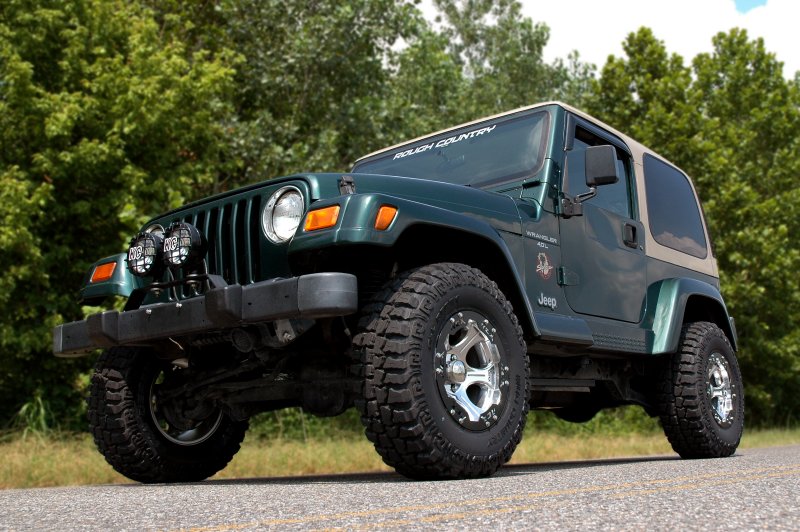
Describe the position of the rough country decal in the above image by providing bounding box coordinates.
[392,124,497,160]
[536,252,553,280]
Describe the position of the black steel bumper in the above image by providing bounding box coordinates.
[53,273,358,357]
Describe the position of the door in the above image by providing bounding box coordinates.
[558,119,646,323]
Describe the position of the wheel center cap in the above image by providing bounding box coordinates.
[447,360,467,383]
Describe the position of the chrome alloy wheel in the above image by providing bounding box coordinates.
[707,352,735,428]
[149,372,223,446]
[434,311,509,431]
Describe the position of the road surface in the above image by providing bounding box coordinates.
[2,445,798,530]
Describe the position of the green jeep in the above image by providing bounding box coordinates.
[54,102,744,482]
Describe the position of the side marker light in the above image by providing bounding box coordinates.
[91,262,117,283]
[304,205,340,232]
[375,205,398,231]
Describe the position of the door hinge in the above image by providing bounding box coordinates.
[558,266,580,286]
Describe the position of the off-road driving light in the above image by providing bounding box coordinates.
[127,232,163,277]
[304,205,340,232]
[262,186,305,243]
[163,222,204,269]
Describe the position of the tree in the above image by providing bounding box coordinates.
[430,0,575,120]
[587,28,800,423]
[0,0,238,426]
[692,30,800,423]
[220,0,425,184]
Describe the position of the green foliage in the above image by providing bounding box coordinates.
[8,390,55,438]
[219,0,426,183]
[248,408,364,441]
[0,0,238,426]
[528,407,662,436]
[432,0,572,116]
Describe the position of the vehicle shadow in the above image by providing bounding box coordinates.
[112,454,684,488]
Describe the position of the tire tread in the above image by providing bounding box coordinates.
[351,262,529,479]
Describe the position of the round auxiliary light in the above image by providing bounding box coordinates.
[262,186,304,243]
[163,222,204,269]
[127,231,163,278]
[144,223,165,238]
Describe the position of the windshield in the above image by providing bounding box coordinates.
[353,110,549,188]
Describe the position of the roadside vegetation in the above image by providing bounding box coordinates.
[3,408,798,489]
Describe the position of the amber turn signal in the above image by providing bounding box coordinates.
[374,205,398,231]
[304,205,340,232]
[91,262,117,283]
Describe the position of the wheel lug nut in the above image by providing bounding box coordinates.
[485,421,490,427]
[458,417,466,424]
[450,409,456,415]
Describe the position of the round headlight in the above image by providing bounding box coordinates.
[127,232,163,277]
[163,222,204,269]
[262,186,304,243]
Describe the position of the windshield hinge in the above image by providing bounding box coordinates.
[339,175,356,195]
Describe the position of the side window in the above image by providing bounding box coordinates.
[643,155,708,258]
[564,126,633,218]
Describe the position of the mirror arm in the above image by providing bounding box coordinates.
[560,187,596,218]
[574,187,597,204]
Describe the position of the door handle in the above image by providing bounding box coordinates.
[623,223,638,249]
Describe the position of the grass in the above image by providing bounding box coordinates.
[2,426,798,490]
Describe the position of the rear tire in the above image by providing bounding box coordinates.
[88,347,248,483]
[352,263,529,480]
[657,321,744,458]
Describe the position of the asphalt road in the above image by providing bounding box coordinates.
[2,445,798,531]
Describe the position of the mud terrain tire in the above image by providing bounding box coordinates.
[353,263,529,480]
[658,321,744,458]
[88,347,248,483]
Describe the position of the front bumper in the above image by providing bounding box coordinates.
[53,273,358,357]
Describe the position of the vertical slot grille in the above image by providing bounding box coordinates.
[171,194,263,290]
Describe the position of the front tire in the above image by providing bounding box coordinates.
[353,263,529,480]
[88,347,248,483]
[657,321,744,458]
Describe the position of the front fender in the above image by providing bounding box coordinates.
[647,277,737,354]
[78,253,147,302]
[290,193,540,337]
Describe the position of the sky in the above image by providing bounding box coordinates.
[423,0,800,78]
[529,0,799,77]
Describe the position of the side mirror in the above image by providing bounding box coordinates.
[585,145,619,187]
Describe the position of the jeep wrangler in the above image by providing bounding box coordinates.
[54,102,743,482]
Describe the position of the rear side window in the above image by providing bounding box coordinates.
[643,155,707,258]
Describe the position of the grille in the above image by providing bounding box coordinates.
[177,195,263,288]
